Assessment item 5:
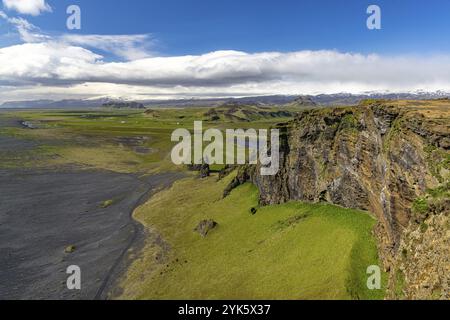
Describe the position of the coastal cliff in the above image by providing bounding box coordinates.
[229,100,450,299]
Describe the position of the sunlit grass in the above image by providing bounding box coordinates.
[119,174,386,300]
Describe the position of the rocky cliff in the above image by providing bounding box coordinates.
[229,100,450,299]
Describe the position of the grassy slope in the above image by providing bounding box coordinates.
[120,173,386,300]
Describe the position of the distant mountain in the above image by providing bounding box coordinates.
[0,95,300,109]
[141,95,300,108]
[102,101,145,109]
[0,100,56,109]
[2,91,449,109]
[0,98,110,109]
[131,91,450,107]
[306,91,450,106]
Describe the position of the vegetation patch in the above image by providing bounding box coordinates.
[424,144,450,183]
[64,245,76,254]
[100,199,115,209]
[412,198,430,216]
[273,213,310,231]
[340,113,358,131]
[118,173,385,300]
[394,268,406,298]
[412,182,449,222]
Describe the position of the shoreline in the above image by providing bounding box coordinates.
[96,172,185,300]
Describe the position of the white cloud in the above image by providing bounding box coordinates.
[3,0,51,16]
[0,11,155,61]
[1,42,450,102]
[0,42,102,85]
[60,34,154,61]
[2,44,450,90]
[0,11,50,42]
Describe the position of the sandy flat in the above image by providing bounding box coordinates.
[0,167,183,300]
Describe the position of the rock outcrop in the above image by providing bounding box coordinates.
[187,163,210,178]
[228,100,450,299]
[194,220,218,237]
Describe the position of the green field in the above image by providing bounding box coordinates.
[0,107,293,173]
[119,173,386,300]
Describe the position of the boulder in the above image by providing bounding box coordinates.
[187,163,210,178]
[64,245,76,254]
[194,219,218,237]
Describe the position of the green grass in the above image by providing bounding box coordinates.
[423,144,450,183]
[412,198,430,215]
[0,108,289,173]
[120,174,386,300]
[340,113,358,130]
[412,182,450,222]
[100,199,115,208]
[394,268,406,298]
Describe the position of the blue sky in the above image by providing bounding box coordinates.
[16,0,450,56]
[1,0,450,102]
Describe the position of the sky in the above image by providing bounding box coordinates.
[1,0,450,102]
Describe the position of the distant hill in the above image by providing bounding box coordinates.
[102,101,145,109]
[2,91,449,109]
[0,98,110,109]
[285,96,317,108]
[203,104,296,122]
[142,95,300,108]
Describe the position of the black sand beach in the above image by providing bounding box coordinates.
[0,168,182,300]
[0,115,184,299]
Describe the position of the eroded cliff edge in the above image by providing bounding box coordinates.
[228,100,449,299]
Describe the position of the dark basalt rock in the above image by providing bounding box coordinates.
[217,165,236,180]
[199,164,210,178]
[224,102,450,298]
[187,163,210,178]
[223,168,250,198]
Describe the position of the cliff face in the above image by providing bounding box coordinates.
[234,100,450,298]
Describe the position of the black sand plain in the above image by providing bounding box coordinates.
[0,116,183,299]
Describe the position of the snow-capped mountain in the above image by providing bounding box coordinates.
[1,91,449,109]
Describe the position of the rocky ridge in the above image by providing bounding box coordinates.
[227,100,450,299]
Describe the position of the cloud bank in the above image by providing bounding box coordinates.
[2,44,450,90]
[3,0,51,16]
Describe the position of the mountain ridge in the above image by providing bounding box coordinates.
[2,91,450,109]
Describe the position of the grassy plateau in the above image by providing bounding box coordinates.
[119,173,385,300]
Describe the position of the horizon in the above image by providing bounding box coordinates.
[3,89,450,106]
